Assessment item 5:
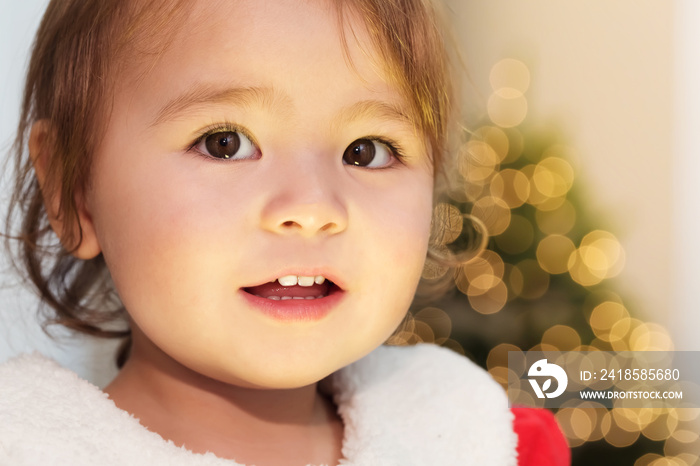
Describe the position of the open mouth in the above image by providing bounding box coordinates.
[242,276,341,300]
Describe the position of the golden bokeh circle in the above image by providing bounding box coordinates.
[455,249,505,296]
[412,321,435,343]
[543,144,579,168]
[589,301,630,341]
[541,325,581,351]
[489,58,531,94]
[665,429,700,450]
[459,140,500,185]
[434,337,466,355]
[508,387,539,409]
[629,322,674,352]
[556,407,593,447]
[579,230,626,280]
[668,454,700,466]
[472,126,510,163]
[532,157,575,198]
[603,409,641,447]
[490,168,531,209]
[570,408,595,442]
[487,365,512,390]
[488,93,528,128]
[468,279,508,314]
[642,411,678,442]
[614,407,654,432]
[535,196,567,212]
[522,164,563,208]
[464,183,486,203]
[414,307,452,341]
[610,318,634,346]
[635,454,664,466]
[467,274,501,296]
[568,248,603,287]
[675,407,700,422]
[537,234,576,274]
[471,196,512,236]
[486,343,522,371]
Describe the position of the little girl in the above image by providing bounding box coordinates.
[0,0,569,465]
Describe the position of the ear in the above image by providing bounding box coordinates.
[29,120,102,260]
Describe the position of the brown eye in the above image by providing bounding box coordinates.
[196,130,257,160]
[342,138,393,168]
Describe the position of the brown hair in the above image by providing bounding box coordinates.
[6,0,462,367]
[339,0,457,179]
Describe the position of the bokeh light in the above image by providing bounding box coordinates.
[471,196,511,236]
[399,57,693,465]
[537,234,576,274]
[536,200,577,234]
[490,169,530,209]
[488,94,528,128]
[541,325,581,351]
[489,58,531,95]
[488,59,530,128]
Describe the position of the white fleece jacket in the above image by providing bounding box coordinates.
[0,343,517,466]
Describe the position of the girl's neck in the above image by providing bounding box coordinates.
[104,330,344,466]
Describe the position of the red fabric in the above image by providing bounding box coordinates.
[512,407,570,466]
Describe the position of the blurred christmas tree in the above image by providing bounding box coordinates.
[389,58,698,465]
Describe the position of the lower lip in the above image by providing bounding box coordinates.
[239,286,345,322]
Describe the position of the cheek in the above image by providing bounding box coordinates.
[379,176,433,267]
[88,153,247,309]
[358,171,434,305]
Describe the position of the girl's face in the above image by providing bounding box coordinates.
[87,0,433,389]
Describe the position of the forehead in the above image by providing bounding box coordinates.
[113,0,412,124]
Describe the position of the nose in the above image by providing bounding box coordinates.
[259,157,348,238]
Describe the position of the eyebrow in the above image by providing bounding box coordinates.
[330,99,418,132]
[150,84,286,127]
[150,83,417,130]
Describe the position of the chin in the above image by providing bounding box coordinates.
[236,368,337,390]
[197,355,342,390]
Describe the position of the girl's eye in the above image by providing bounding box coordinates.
[194,131,258,160]
[342,138,395,168]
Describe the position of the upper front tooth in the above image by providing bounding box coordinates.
[297,276,315,287]
[277,275,326,287]
[278,275,298,286]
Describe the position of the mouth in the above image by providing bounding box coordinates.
[242,274,342,300]
[240,274,346,321]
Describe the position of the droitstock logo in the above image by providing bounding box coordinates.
[528,359,568,399]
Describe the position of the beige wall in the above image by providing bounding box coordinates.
[448,1,675,327]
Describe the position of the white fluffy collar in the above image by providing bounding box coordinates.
[0,344,517,465]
